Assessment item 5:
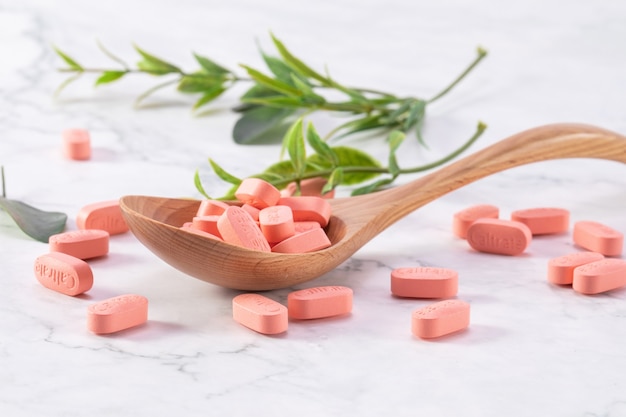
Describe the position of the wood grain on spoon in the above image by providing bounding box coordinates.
[120,123,626,291]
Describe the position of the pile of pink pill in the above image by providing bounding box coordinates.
[33,197,149,335]
[454,204,626,294]
[181,177,333,253]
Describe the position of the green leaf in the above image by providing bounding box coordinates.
[53,46,83,71]
[232,106,297,144]
[351,177,396,196]
[240,65,302,97]
[177,74,225,93]
[94,70,126,86]
[306,122,338,166]
[404,100,426,131]
[324,167,343,193]
[387,130,406,176]
[243,95,305,109]
[194,169,211,199]
[193,85,227,109]
[270,34,329,84]
[134,45,181,75]
[262,159,297,181]
[0,197,67,242]
[332,114,386,140]
[208,159,241,185]
[261,52,297,84]
[285,118,306,177]
[307,146,381,185]
[193,53,230,75]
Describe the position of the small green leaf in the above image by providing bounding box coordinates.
[194,169,211,199]
[332,114,386,140]
[53,46,83,71]
[240,65,302,97]
[177,74,224,93]
[0,197,67,242]
[193,85,227,110]
[270,34,329,84]
[307,146,381,185]
[94,70,126,86]
[351,177,396,196]
[134,45,181,75]
[261,52,297,84]
[324,167,344,192]
[194,53,230,75]
[232,106,297,144]
[285,118,306,177]
[387,130,406,176]
[262,159,297,180]
[243,95,305,109]
[404,100,426,132]
[208,159,241,185]
[306,122,338,166]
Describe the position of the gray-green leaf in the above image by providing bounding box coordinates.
[194,53,230,75]
[233,106,297,144]
[0,197,67,242]
[285,118,306,177]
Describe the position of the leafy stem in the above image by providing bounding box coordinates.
[53,34,489,197]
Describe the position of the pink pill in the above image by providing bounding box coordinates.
[76,200,129,235]
[34,252,93,296]
[235,178,281,209]
[271,227,331,253]
[547,251,605,285]
[294,221,321,234]
[466,218,532,256]
[87,294,149,334]
[288,286,353,319]
[191,215,222,237]
[391,267,458,299]
[232,293,288,335]
[196,199,230,216]
[241,203,260,222]
[452,204,499,239]
[510,207,569,235]
[259,205,295,243]
[217,206,271,252]
[411,299,470,339]
[49,229,109,260]
[572,259,626,295]
[62,129,91,160]
[277,196,332,227]
[573,220,623,256]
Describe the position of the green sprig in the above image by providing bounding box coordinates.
[53,34,488,196]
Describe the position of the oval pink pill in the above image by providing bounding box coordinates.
[510,207,569,235]
[217,206,270,252]
[49,229,109,260]
[196,199,229,216]
[77,200,129,235]
[466,218,532,256]
[34,252,93,296]
[87,294,149,334]
[278,196,332,227]
[62,128,91,160]
[271,227,331,253]
[572,259,626,295]
[411,299,470,339]
[547,251,605,285]
[391,267,458,299]
[452,204,499,239]
[573,220,623,256]
[232,293,288,335]
[288,286,353,320]
[235,178,281,209]
[259,205,295,243]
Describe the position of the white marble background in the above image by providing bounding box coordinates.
[2,0,626,416]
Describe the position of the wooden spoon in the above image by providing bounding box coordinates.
[120,123,626,291]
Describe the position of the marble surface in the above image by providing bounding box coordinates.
[2,0,626,415]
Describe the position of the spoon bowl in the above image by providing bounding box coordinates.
[120,123,626,290]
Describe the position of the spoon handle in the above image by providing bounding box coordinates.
[378,123,626,222]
